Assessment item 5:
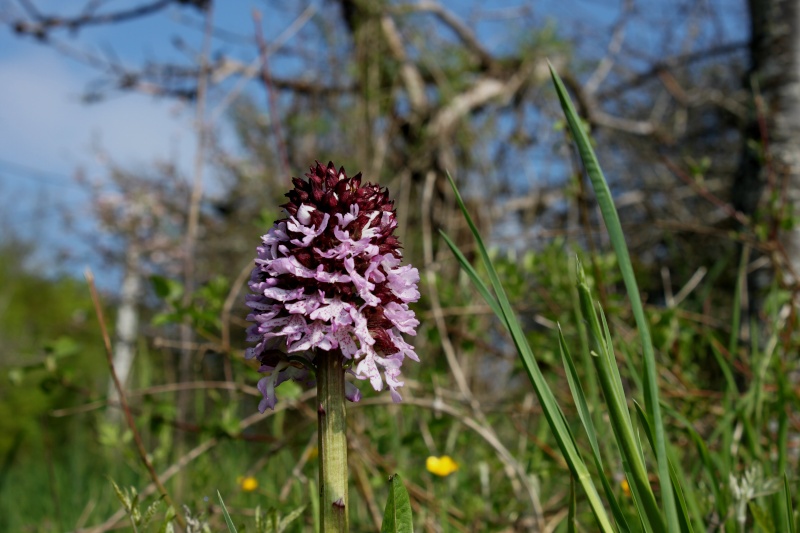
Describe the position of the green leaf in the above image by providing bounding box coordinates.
[634,403,694,533]
[550,62,677,530]
[309,478,320,533]
[150,275,184,301]
[381,474,413,533]
[151,310,182,327]
[443,172,614,531]
[577,268,660,531]
[558,324,631,532]
[218,490,238,533]
[45,336,80,358]
[567,474,577,533]
[784,473,796,533]
[439,231,501,317]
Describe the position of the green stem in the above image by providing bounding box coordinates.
[317,349,348,533]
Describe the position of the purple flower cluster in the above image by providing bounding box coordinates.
[246,162,420,412]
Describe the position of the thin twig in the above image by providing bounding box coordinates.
[253,8,290,176]
[177,0,215,457]
[84,269,186,531]
[12,0,173,34]
[380,12,428,113]
[660,154,750,226]
[50,381,261,418]
[221,260,253,351]
[209,3,318,123]
[583,0,631,95]
[181,2,214,319]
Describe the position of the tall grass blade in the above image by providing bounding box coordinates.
[775,372,791,531]
[634,404,695,533]
[568,474,578,533]
[577,268,662,532]
[310,478,320,533]
[784,473,796,533]
[549,63,678,530]
[217,491,238,533]
[729,246,749,358]
[442,173,614,531]
[569,253,599,405]
[559,326,631,532]
[439,231,501,317]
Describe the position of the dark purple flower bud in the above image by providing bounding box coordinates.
[246,162,420,411]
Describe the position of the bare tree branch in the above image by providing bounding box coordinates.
[11,0,201,39]
[380,12,429,113]
[597,40,749,100]
[392,1,496,72]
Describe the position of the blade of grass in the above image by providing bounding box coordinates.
[549,63,678,530]
[439,231,502,317]
[775,372,791,532]
[568,474,578,533]
[783,473,796,533]
[576,269,662,533]
[633,404,694,533]
[217,491,238,533]
[728,245,749,358]
[559,325,632,532]
[708,339,738,398]
[443,173,614,531]
[569,252,599,406]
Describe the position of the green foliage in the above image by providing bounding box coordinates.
[3,59,800,533]
[441,173,615,531]
[430,68,800,532]
[381,474,413,533]
[112,480,176,533]
[0,241,111,530]
[550,64,679,529]
[151,274,228,332]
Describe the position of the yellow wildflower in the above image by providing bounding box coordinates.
[621,478,630,497]
[426,455,459,477]
[237,476,259,492]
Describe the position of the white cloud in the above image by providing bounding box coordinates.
[0,47,195,177]
[0,45,198,286]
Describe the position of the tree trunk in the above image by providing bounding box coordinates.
[736,0,800,283]
[106,246,142,423]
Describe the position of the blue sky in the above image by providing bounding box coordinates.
[0,0,748,286]
[0,5,191,278]
[0,1,284,284]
